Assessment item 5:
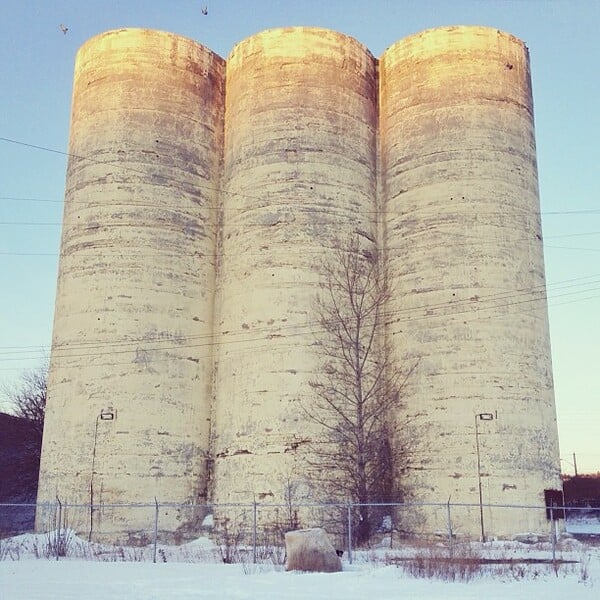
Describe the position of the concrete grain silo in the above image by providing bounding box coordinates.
[379,26,561,538]
[210,28,379,510]
[36,23,563,544]
[36,29,224,542]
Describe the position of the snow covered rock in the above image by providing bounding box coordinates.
[285,528,342,572]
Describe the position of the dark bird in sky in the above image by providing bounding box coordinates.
[59,24,68,35]
[201,6,208,15]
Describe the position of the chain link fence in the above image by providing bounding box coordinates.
[1,500,598,562]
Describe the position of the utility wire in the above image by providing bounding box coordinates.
[2,194,600,216]
[1,270,597,354]
[0,270,598,355]
[2,239,600,258]
[1,136,598,220]
[0,279,598,367]
[1,135,598,368]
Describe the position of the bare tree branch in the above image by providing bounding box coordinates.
[2,361,48,437]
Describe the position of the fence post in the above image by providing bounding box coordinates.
[55,496,62,561]
[252,500,257,564]
[347,503,353,565]
[390,507,394,549]
[446,499,453,557]
[550,505,556,565]
[63,501,68,558]
[153,498,159,564]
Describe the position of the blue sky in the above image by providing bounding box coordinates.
[0,0,598,474]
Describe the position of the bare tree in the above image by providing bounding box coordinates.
[3,362,48,438]
[1,362,48,505]
[306,235,416,545]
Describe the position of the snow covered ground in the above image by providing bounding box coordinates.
[566,512,600,536]
[1,531,599,600]
[0,559,598,600]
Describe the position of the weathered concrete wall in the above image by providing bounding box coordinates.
[36,29,224,541]
[211,27,378,506]
[379,26,561,537]
[37,24,562,542]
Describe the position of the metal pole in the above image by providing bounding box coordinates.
[252,501,257,565]
[573,452,578,477]
[56,497,62,561]
[347,503,353,564]
[475,415,485,542]
[89,408,114,543]
[63,501,68,559]
[153,498,159,564]
[446,498,453,556]
[550,505,557,565]
[89,414,100,542]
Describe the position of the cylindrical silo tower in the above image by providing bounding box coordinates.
[36,29,224,542]
[379,26,561,538]
[211,28,378,516]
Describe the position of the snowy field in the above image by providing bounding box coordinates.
[1,530,599,600]
[1,559,598,600]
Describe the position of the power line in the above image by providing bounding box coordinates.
[2,238,600,258]
[0,222,61,226]
[2,194,600,216]
[0,270,591,354]
[545,245,600,252]
[0,135,300,208]
[0,213,599,259]
[1,135,598,371]
[1,136,598,224]
[1,270,598,355]
[0,277,598,368]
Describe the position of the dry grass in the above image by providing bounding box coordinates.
[382,541,587,582]
[387,544,481,582]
